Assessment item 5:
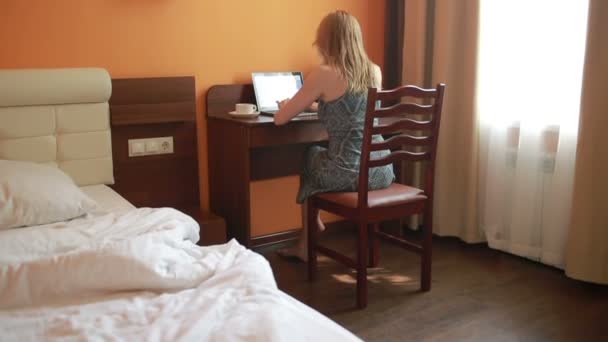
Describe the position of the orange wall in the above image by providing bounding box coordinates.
[0,0,385,236]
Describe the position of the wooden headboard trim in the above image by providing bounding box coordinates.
[110,77,196,125]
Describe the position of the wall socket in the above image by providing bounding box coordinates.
[128,136,174,157]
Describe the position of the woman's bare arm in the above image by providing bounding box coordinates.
[274,68,326,125]
[373,64,383,89]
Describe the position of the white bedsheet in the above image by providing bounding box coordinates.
[0,208,360,341]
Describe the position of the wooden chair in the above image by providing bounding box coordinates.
[306,83,446,309]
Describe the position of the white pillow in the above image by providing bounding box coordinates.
[0,160,98,230]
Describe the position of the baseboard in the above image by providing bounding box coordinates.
[250,220,354,249]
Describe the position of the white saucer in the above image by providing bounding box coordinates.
[228,111,260,118]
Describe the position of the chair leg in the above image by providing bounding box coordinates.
[356,222,368,309]
[421,206,433,291]
[368,223,379,267]
[306,199,318,282]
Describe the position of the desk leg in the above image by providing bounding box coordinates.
[207,119,251,246]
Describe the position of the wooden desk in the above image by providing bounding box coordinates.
[207,84,328,247]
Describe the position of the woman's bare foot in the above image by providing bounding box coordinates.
[276,245,308,262]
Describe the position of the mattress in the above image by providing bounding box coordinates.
[80,184,135,213]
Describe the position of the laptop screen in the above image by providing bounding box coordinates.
[252,72,304,112]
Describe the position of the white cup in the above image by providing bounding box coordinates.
[235,103,257,114]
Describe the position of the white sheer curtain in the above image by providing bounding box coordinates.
[477,0,589,267]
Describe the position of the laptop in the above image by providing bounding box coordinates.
[251,72,317,117]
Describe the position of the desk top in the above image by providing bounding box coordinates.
[207,111,319,126]
[206,83,321,126]
[206,83,396,128]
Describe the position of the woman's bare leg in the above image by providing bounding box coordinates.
[277,202,325,261]
[317,210,326,232]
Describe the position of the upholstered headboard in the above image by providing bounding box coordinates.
[0,68,114,186]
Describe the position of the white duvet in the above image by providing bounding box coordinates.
[0,208,360,341]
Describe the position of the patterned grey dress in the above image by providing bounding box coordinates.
[296,91,395,204]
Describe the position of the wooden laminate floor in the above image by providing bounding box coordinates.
[258,231,608,341]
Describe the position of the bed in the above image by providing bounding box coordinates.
[0,68,360,341]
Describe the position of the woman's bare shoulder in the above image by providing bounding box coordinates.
[311,64,341,79]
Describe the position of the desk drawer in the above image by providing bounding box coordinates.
[250,143,325,180]
[250,122,327,148]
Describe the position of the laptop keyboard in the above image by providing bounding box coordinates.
[297,112,317,117]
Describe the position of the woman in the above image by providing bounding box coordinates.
[274,11,395,261]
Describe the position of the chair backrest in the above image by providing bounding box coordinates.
[357,83,446,208]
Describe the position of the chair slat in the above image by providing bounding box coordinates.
[377,85,437,102]
[373,118,433,135]
[317,245,357,269]
[374,102,434,117]
[370,134,432,151]
[368,150,431,167]
[375,231,423,254]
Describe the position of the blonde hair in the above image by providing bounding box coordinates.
[314,11,376,93]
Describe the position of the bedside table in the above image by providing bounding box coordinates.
[179,206,227,246]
